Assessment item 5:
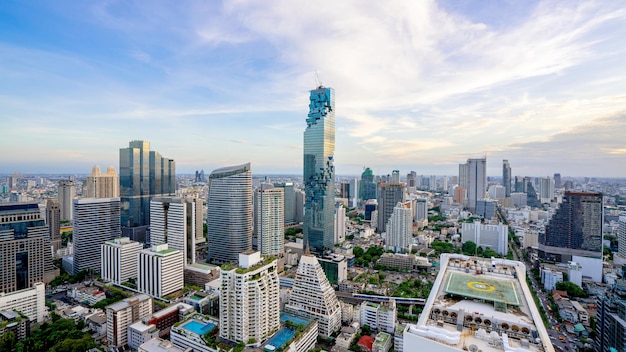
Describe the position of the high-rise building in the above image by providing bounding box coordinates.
[406,172,416,192]
[119,140,175,232]
[349,178,359,208]
[539,191,603,263]
[137,244,184,298]
[101,237,142,285]
[285,253,341,337]
[475,199,497,220]
[46,198,62,253]
[391,170,401,183]
[385,202,412,253]
[83,166,120,198]
[429,175,437,191]
[360,167,376,201]
[618,216,626,259]
[274,182,295,224]
[106,294,153,348]
[254,184,284,256]
[58,179,75,221]
[461,220,509,255]
[376,182,406,233]
[511,192,527,208]
[553,173,562,189]
[403,254,554,352]
[219,251,280,345]
[294,189,305,223]
[538,177,554,203]
[487,185,506,201]
[303,85,336,252]
[150,197,202,264]
[72,198,121,275]
[334,202,346,244]
[415,198,428,224]
[206,163,252,264]
[0,203,51,292]
[502,160,511,197]
[463,158,487,213]
[514,176,524,193]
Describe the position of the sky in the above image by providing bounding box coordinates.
[1,1,626,177]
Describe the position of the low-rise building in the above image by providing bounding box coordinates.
[170,315,219,352]
[106,294,153,349]
[67,285,106,305]
[540,267,563,291]
[0,282,45,323]
[360,300,397,334]
[128,322,160,350]
[0,310,30,341]
[139,337,193,352]
[373,332,392,352]
[376,253,414,271]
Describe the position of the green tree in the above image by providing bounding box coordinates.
[462,241,477,255]
[353,246,365,257]
[0,330,16,352]
[555,281,588,298]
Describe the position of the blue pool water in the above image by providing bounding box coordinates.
[183,320,215,335]
[280,315,308,326]
[264,328,296,351]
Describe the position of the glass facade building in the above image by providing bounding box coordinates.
[303,86,335,252]
[360,167,376,201]
[119,140,175,229]
[206,163,252,264]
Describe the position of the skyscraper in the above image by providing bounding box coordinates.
[274,182,295,224]
[377,182,406,233]
[206,163,252,264]
[360,167,376,201]
[303,85,335,252]
[285,253,341,337]
[253,184,284,256]
[385,202,412,253]
[46,198,61,253]
[119,140,175,233]
[539,192,603,265]
[502,159,511,197]
[553,173,562,189]
[461,158,486,212]
[72,198,121,275]
[538,177,554,203]
[83,165,120,198]
[58,179,75,221]
[0,203,51,292]
[334,202,346,244]
[219,251,280,345]
[150,197,202,264]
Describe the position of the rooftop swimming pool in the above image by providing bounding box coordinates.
[182,320,215,336]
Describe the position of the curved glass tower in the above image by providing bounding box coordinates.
[303,86,335,252]
[206,163,252,264]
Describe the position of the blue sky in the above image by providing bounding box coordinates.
[1,1,626,177]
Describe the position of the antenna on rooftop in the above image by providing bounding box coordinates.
[315,69,323,88]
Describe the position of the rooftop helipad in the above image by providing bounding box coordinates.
[444,271,521,306]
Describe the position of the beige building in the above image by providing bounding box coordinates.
[83,166,120,198]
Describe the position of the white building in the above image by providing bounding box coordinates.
[386,202,413,254]
[0,282,45,323]
[139,337,192,352]
[335,202,346,244]
[567,261,583,287]
[106,294,153,348]
[254,184,285,256]
[403,254,554,352]
[138,244,184,298]
[538,177,554,203]
[360,300,397,334]
[83,165,120,198]
[128,321,159,350]
[510,193,527,208]
[461,220,508,255]
[219,251,280,345]
[171,316,219,352]
[150,197,202,264]
[101,237,142,285]
[540,267,563,291]
[72,197,121,275]
[285,254,342,337]
[488,185,506,201]
[618,216,626,258]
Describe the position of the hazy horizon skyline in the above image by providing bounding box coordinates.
[2,1,626,177]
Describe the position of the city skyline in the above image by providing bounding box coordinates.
[2,1,626,177]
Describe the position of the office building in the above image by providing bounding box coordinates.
[72,198,121,275]
[386,202,413,253]
[360,300,397,334]
[514,176,524,193]
[540,267,563,291]
[58,179,75,221]
[502,160,511,197]
[46,198,62,253]
[285,253,341,337]
[334,202,346,244]
[83,165,120,198]
[0,282,45,323]
[150,197,202,264]
[377,182,406,233]
[303,85,336,252]
[349,178,359,208]
[391,170,401,183]
[101,237,142,285]
[487,185,505,201]
[274,182,295,224]
[539,192,603,263]
[403,254,554,352]
[475,199,497,220]
[295,189,305,223]
[219,251,280,345]
[0,203,52,292]
[119,140,175,233]
[618,216,626,259]
[511,192,527,208]
[318,254,348,285]
[206,163,252,264]
[415,197,427,223]
[361,168,377,201]
[106,294,153,348]
[553,173,561,189]
[461,220,508,255]
[460,158,487,212]
[567,261,583,287]
[596,280,626,352]
[138,244,184,298]
[254,184,284,256]
[538,177,554,203]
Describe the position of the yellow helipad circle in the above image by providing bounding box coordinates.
[468,281,495,292]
